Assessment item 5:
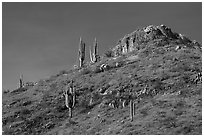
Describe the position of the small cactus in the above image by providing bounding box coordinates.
[89,93,94,106]
[78,37,86,67]
[64,80,76,118]
[19,74,23,88]
[129,99,135,122]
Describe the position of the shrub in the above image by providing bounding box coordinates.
[79,68,92,75]
[11,87,27,94]
[92,66,102,73]
[22,100,32,106]
[104,50,114,58]
[20,108,31,115]
[3,89,10,94]
[78,95,90,108]
[139,108,148,117]
[58,70,68,75]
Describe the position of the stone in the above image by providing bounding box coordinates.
[25,82,35,87]
[175,45,181,50]
[126,55,139,61]
[129,36,135,52]
[159,24,174,38]
[99,64,110,72]
[144,25,154,33]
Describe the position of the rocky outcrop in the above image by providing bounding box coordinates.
[112,24,193,57]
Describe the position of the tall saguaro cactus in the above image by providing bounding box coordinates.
[78,37,86,67]
[64,80,76,118]
[90,38,99,63]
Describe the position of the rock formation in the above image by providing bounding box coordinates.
[112,24,194,57]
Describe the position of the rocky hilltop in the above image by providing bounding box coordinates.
[112,24,200,56]
[2,25,202,135]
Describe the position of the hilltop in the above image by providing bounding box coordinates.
[2,24,202,135]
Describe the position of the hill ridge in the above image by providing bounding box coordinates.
[2,24,202,135]
[111,24,201,57]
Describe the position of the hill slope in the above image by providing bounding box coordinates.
[2,25,202,135]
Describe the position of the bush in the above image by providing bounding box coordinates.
[58,70,68,75]
[3,89,10,94]
[22,100,32,106]
[79,68,92,75]
[11,87,27,94]
[92,66,102,74]
[78,95,90,108]
[104,50,114,58]
[20,108,32,115]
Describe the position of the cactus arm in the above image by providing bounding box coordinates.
[20,79,22,88]
[90,46,93,63]
[72,93,76,108]
[133,102,135,116]
[65,93,69,108]
[82,43,85,59]
[130,100,134,122]
[72,87,76,108]
[79,50,82,67]
[93,38,98,62]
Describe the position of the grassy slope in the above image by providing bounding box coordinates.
[2,36,202,135]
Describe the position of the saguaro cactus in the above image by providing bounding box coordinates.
[90,38,99,63]
[19,74,23,88]
[129,99,135,122]
[64,80,76,118]
[78,37,86,67]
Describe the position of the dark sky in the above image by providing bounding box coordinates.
[2,2,202,90]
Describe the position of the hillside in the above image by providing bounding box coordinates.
[2,24,202,135]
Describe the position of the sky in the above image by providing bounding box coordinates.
[2,2,202,91]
